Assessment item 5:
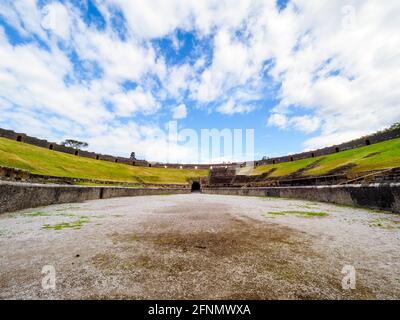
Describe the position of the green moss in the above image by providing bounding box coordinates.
[368,218,400,229]
[42,218,90,230]
[74,182,143,188]
[23,212,52,217]
[264,211,328,217]
[299,204,319,210]
[332,203,390,214]
[0,137,208,184]
[23,211,77,218]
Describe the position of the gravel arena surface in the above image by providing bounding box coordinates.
[0,193,399,300]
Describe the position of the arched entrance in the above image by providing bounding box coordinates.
[191,181,201,192]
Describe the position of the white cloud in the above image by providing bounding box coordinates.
[112,87,159,116]
[41,2,71,39]
[172,104,187,119]
[0,0,47,40]
[290,115,321,134]
[193,28,257,103]
[164,64,192,99]
[267,113,320,134]
[73,26,159,83]
[217,99,255,115]
[267,113,287,129]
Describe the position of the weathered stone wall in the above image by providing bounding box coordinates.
[0,165,188,189]
[203,184,400,213]
[151,163,234,170]
[2,181,399,214]
[0,182,189,214]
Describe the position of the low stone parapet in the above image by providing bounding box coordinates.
[202,184,400,213]
[0,182,189,214]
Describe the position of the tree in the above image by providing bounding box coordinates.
[388,122,400,131]
[61,139,88,149]
[377,122,400,135]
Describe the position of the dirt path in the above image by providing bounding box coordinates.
[0,194,399,299]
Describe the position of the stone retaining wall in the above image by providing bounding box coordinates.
[2,182,399,214]
[0,165,188,189]
[0,182,189,214]
[203,184,400,213]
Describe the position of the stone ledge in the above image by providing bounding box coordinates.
[202,184,400,213]
[0,182,190,214]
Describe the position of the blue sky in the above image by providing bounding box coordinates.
[0,1,399,163]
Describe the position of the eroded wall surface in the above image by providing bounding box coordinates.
[0,182,189,214]
[203,184,400,213]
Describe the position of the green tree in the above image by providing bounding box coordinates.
[388,122,400,131]
[61,139,89,149]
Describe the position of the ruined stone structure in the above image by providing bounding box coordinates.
[201,167,400,189]
[1,126,400,214]
[1,126,399,170]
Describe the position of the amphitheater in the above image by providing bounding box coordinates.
[0,127,400,299]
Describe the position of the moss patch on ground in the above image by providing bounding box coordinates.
[42,218,90,230]
[23,211,79,218]
[23,211,105,230]
[264,211,328,217]
[74,182,143,188]
[368,218,400,230]
[23,212,52,217]
[332,203,391,214]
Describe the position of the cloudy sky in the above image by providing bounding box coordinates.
[0,0,399,163]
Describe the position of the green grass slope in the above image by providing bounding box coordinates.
[0,138,208,184]
[250,138,400,177]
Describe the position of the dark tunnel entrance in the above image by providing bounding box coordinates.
[191,181,201,192]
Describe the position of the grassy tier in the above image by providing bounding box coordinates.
[0,137,208,184]
[247,137,400,177]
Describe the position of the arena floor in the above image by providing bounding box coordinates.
[0,194,399,299]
